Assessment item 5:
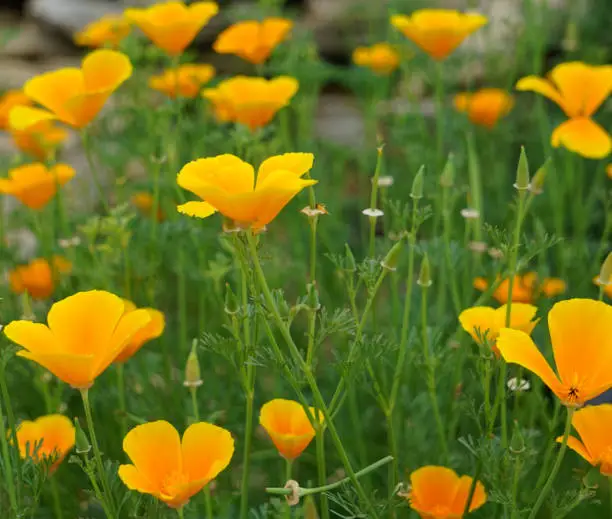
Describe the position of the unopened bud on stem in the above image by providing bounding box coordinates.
[74,418,91,455]
[184,339,202,388]
[597,252,612,286]
[514,146,530,191]
[411,166,425,200]
[417,254,432,287]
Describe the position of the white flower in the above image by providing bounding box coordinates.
[507,377,531,392]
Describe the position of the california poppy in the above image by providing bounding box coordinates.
[407,465,487,518]
[202,76,298,131]
[74,15,131,48]
[0,90,31,129]
[177,153,316,229]
[473,273,565,304]
[149,64,215,98]
[213,18,292,65]
[3,290,151,389]
[118,420,234,508]
[454,88,514,128]
[391,9,487,61]
[131,191,165,221]
[10,120,68,160]
[497,299,612,406]
[516,62,612,159]
[0,163,75,210]
[352,43,400,75]
[259,399,322,460]
[9,256,72,300]
[114,300,165,363]
[125,1,218,56]
[560,404,612,475]
[10,49,132,130]
[14,414,75,474]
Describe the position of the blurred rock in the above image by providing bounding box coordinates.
[0,19,72,59]
[315,93,364,148]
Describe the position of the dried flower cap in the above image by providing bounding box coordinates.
[177,153,316,230]
[497,298,612,406]
[14,414,75,474]
[118,420,234,508]
[407,465,487,518]
[391,9,487,61]
[516,62,612,159]
[74,15,131,48]
[352,43,400,75]
[0,90,31,129]
[3,290,151,389]
[454,88,513,128]
[259,399,322,460]
[149,64,215,99]
[214,18,292,65]
[125,1,218,56]
[113,300,165,363]
[9,256,71,300]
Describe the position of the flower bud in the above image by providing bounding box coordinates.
[530,157,550,195]
[343,244,356,272]
[74,418,91,455]
[440,154,455,188]
[306,283,321,311]
[509,420,525,456]
[410,166,425,200]
[224,283,239,315]
[417,254,432,287]
[514,146,530,191]
[381,237,404,271]
[184,340,203,388]
[597,252,612,286]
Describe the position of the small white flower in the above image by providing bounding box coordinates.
[460,208,480,219]
[377,176,394,187]
[507,377,531,392]
[300,205,328,217]
[362,208,384,218]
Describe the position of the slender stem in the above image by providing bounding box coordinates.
[0,363,21,508]
[462,458,483,516]
[50,476,64,519]
[116,364,127,439]
[510,456,522,519]
[83,456,113,519]
[80,130,109,213]
[368,149,384,258]
[0,391,18,515]
[314,425,330,519]
[284,458,294,518]
[239,365,255,519]
[608,476,612,519]
[177,507,185,519]
[434,61,445,173]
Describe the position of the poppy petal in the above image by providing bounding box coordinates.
[516,76,567,114]
[559,435,593,465]
[458,306,498,344]
[9,106,57,131]
[257,153,314,186]
[16,350,94,389]
[551,118,612,159]
[3,321,58,355]
[177,201,218,218]
[409,465,458,512]
[118,464,160,495]
[181,422,234,482]
[24,69,84,124]
[451,475,487,515]
[502,303,540,336]
[82,49,133,93]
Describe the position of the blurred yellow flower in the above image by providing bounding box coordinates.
[213,18,292,65]
[352,43,400,75]
[118,420,234,508]
[10,120,68,160]
[454,88,513,128]
[10,49,132,130]
[125,1,218,56]
[149,64,215,98]
[0,90,31,129]
[9,256,72,300]
[391,9,487,60]
[0,163,74,210]
[131,191,165,221]
[114,300,165,363]
[474,272,565,304]
[202,76,298,131]
[3,290,151,389]
[74,15,131,48]
[516,62,612,159]
[177,153,316,229]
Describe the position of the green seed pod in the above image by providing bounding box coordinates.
[74,418,91,455]
[411,165,425,199]
[184,340,202,388]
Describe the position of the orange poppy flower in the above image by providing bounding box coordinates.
[0,163,75,210]
[0,90,31,129]
[213,18,292,65]
[9,49,132,130]
[560,404,612,475]
[125,1,218,56]
[459,303,538,353]
[473,272,566,304]
[114,300,165,363]
[131,191,165,221]
[516,62,612,159]
[407,466,487,518]
[352,43,400,75]
[10,120,68,160]
[118,420,234,508]
[497,299,612,406]
[391,9,487,61]
[9,256,72,300]
[3,290,151,389]
[149,64,215,98]
[259,399,322,460]
[454,88,514,128]
[202,76,298,131]
[14,414,75,474]
[177,153,316,230]
[74,15,132,48]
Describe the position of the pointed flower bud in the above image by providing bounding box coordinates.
[306,283,321,311]
[597,252,612,286]
[514,146,530,191]
[417,254,432,287]
[381,237,404,271]
[509,421,525,456]
[74,418,91,455]
[410,166,425,199]
[440,154,455,188]
[184,340,202,388]
[344,244,356,272]
[530,157,550,195]
[224,283,239,315]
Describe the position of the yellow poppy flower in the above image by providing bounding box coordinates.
[9,256,71,300]
[0,90,31,129]
[177,153,316,229]
[516,62,612,159]
[473,272,566,304]
[131,191,165,221]
[114,300,165,363]
[497,299,612,406]
[149,64,215,98]
[454,88,514,128]
[74,15,132,48]
[391,9,487,61]
[352,43,400,75]
[125,1,218,56]
[213,18,292,65]
[10,120,68,160]
[3,290,151,389]
[202,75,298,131]
[0,163,75,210]
[118,420,234,508]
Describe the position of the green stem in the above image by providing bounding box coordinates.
[81,130,109,213]
[608,476,612,519]
[315,425,330,519]
[462,458,483,516]
[285,458,294,518]
[368,149,384,258]
[0,363,21,508]
[116,364,127,439]
[0,389,18,515]
[50,476,64,519]
[510,456,522,519]
[239,364,255,519]
[177,507,185,519]
[434,61,445,173]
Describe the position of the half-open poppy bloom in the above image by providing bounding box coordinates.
[407,466,487,518]
[202,76,298,131]
[14,414,75,474]
[10,120,68,160]
[352,43,400,75]
[3,290,151,389]
[560,404,612,475]
[497,299,612,407]
[131,191,165,221]
[473,273,565,304]
[114,300,165,363]
[391,9,487,60]
[9,49,132,130]
[259,399,322,460]
[0,163,75,210]
[125,1,218,56]
[213,18,292,65]
[459,303,538,354]
[516,62,612,159]
[0,90,31,129]
[118,420,234,508]
[454,88,514,128]
[74,15,132,48]
[9,256,72,300]
[149,64,215,98]
[177,153,316,230]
